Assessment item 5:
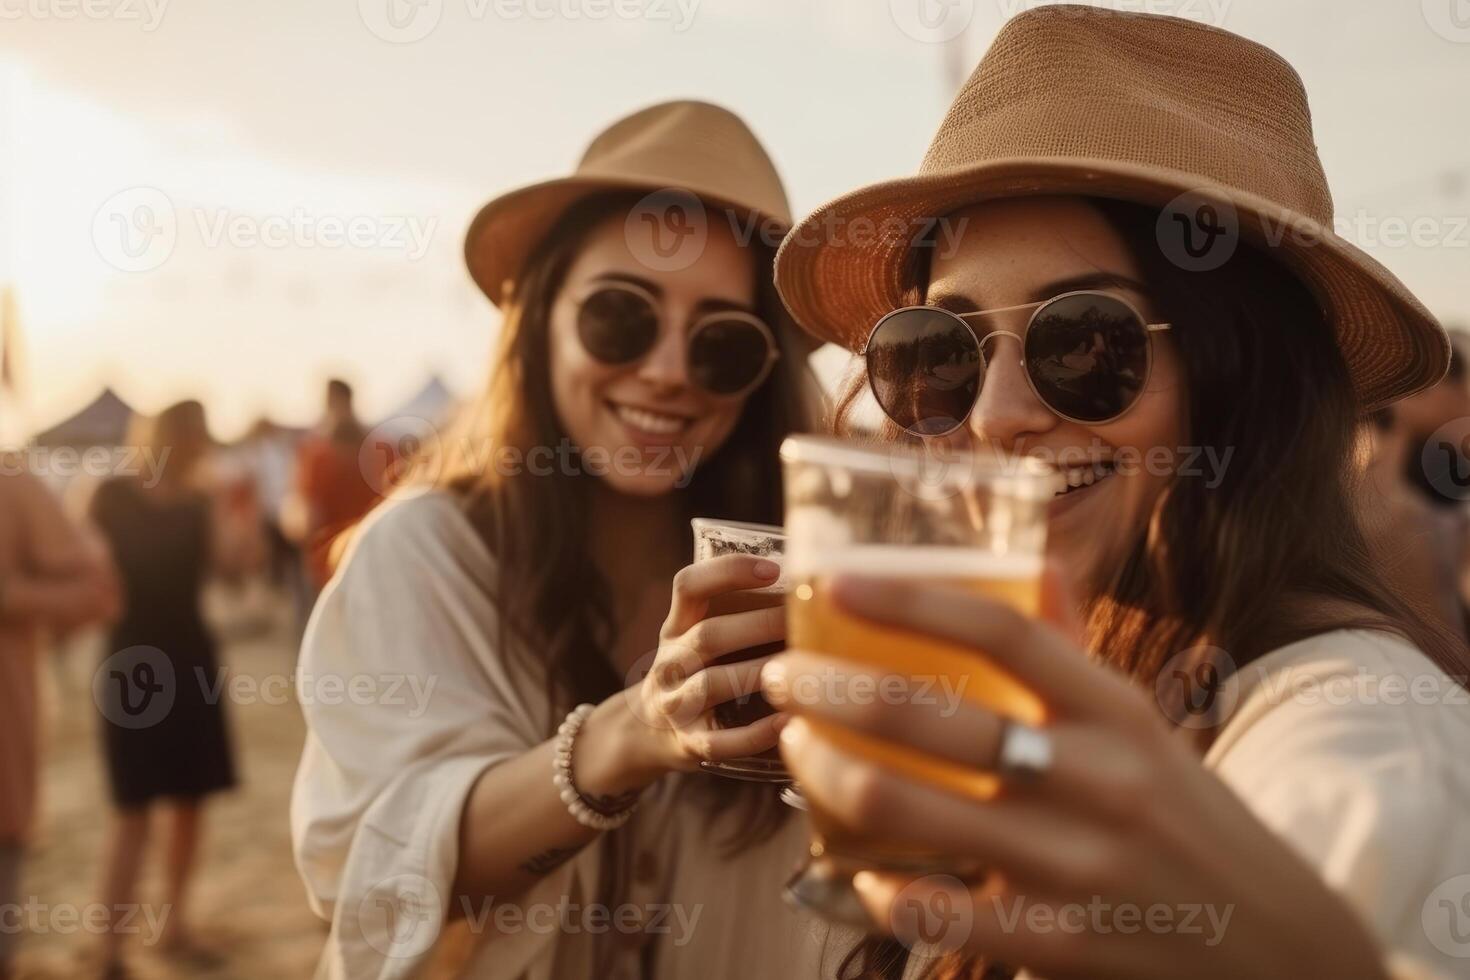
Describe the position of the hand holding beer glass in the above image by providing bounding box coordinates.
[635,530,791,779]
[774,435,1056,909]
[689,518,791,782]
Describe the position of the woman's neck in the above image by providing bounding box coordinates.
[588,483,688,673]
[589,484,686,588]
[141,469,194,499]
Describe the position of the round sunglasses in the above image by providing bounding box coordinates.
[575,280,780,398]
[862,290,1172,436]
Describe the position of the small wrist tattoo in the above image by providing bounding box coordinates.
[519,845,582,876]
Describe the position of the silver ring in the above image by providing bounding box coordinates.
[996,720,1053,779]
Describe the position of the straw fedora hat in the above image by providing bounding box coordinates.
[465,99,793,308]
[775,5,1448,410]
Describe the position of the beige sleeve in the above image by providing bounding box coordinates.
[289,493,594,979]
[1207,632,1470,978]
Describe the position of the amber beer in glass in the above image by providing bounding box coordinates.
[690,518,790,782]
[780,435,1056,873]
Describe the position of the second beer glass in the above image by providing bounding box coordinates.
[691,518,791,783]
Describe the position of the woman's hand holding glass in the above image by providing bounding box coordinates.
[763,572,1392,980]
[634,554,790,771]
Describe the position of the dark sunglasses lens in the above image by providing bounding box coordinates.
[689,318,773,395]
[577,287,659,365]
[866,308,981,435]
[1024,294,1150,422]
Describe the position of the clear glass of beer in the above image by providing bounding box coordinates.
[779,434,1056,881]
[690,518,791,783]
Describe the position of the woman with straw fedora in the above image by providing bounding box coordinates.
[765,6,1470,979]
[291,101,840,978]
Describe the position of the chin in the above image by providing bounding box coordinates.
[1046,475,1151,592]
[598,470,684,498]
[1047,474,1114,563]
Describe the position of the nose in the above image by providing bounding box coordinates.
[966,333,1055,452]
[635,305,690,391]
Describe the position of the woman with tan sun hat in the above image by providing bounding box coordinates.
[290,101,852,978]
[766,6,1470,979]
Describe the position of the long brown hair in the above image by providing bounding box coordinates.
[442,191,814,722]
[127,399,211,491]
[420,195,813,956]
[837,197,1468,980]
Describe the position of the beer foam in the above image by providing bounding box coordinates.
[789,545,1042,579]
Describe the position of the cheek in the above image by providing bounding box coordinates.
[549,322,615,427]
[1099,338,1187,452]
[691,393,747,450]
[1086,341,1186,532]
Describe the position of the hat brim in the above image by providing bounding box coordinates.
[775,157,1449,411]
[465,174,787,301]
[464,174,824,356]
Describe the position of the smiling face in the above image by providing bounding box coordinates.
[547,210,761,497]
[923,196,1186,581]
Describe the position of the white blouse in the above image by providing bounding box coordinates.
[1202,627,1470,979]
[290,491,860,979]
[292,492,1470,979]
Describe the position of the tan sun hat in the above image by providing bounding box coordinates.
[774,4,1449,410]
[465,99,793,308]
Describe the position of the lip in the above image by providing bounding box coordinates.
[606,399,697,448]
[1047,468,1113,519]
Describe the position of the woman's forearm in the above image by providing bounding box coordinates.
[450,693,668,908]
[0,568,116,628]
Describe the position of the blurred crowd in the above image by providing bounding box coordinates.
[0,376,409,978]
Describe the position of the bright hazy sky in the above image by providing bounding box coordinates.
[1,0,1467,439]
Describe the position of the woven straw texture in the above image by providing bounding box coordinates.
[465,99,792,307]
[775,4,1448,410]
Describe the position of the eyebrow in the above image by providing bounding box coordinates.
[587,273,757,316]
[928,272,1151,314]
[695,297,757,316]
[592,272,661,295]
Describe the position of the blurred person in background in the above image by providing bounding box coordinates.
[242,419,300,588]
[292,101,830,978]
[88,400,256,977]
[1363,332,1470,644]
[282,379,388,596]
[240,418,309,638]
[0,454,118,980]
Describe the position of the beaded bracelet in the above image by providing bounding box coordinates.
[552,703,639,831]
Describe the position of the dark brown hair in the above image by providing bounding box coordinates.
[422,194,813,968]
[837,197,1468,980]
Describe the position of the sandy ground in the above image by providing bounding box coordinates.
[11,583,326,979]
